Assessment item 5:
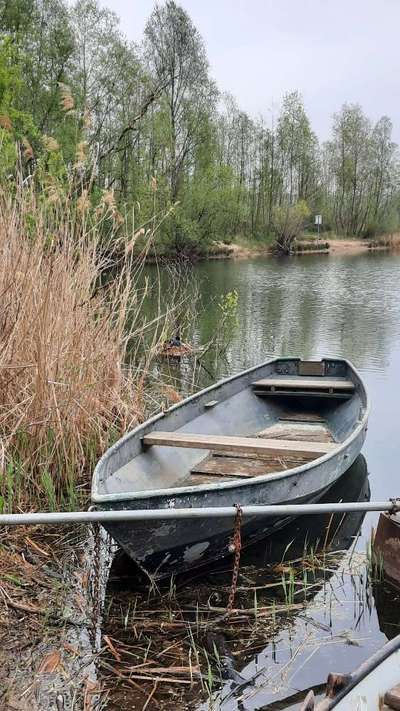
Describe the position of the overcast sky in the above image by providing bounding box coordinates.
[99,0,400,142]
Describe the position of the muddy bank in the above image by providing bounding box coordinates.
[0,526,111,710]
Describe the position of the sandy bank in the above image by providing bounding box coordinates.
[328,239,372,255]
[216,235,400,260]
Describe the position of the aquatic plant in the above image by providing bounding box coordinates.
[0,173,170,511]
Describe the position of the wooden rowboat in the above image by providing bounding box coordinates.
[91,357,369,579]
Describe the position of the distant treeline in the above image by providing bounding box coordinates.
[1,0,399,255]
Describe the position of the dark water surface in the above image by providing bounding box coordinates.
[104,252,400,709]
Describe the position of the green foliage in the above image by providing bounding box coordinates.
[272,200,311,254]
[216,289,239,350]
[1,0,399,254]
[0,36,37,175]
[41,470,58,512]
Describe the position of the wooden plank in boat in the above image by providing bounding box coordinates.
[192,459,256,478]
[253,389,352,400]
[298,361,326,376]
[185,472,239,486]
[279,412,325,422]
[257,422,334,443]
[191,453,305,478]
[143,432,335,457]
[252,377,354,391]
[212,450,315,462]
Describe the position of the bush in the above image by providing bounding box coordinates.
[272,200,310,254]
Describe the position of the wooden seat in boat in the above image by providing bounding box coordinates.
[186,419,336,485]
[252,376,354,399]
[143,431,335,457]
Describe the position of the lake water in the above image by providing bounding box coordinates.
[148,251,400,504]
[103,251,400,709]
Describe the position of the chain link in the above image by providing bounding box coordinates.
[226,504,243,615]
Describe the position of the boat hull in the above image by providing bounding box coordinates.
[102,426,365,579]
[92,357,369,579]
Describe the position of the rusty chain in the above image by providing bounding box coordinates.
[226,504,243,615]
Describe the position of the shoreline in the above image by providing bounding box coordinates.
[142,235,399,264]
[210,234,400,260]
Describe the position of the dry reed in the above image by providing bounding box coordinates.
[0,179,161,510]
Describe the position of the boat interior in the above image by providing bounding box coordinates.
[95,359,365,497]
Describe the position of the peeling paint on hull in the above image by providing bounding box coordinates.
[103,484,342,579]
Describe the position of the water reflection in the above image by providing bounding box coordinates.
[144,253,400,385]
[373,581,400,641]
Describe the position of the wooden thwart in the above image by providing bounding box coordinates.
[254,390,352,400]
[143,431,335,457]
[252,377,354,391]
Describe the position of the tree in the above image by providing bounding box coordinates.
[276,91,318,205]
[323,105,399,236]
[369,116,397,230]
[144,1,216,250]
[16,0,75,134]
[272,200,310,254]
[328,104,372,235]
[1,0,399,253]
[0,36,37,175]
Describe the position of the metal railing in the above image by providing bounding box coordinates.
[0,499,398,526]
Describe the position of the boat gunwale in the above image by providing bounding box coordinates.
[319,633,400,709]
[91,357,369,504]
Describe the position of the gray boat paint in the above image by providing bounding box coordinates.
[91,357,369,578]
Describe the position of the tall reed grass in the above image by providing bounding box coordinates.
[0,177,164,511]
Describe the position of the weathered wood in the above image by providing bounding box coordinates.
[252,377,354,391]
[190,453,309,478]
[298,360,326,376]
[190,468,253,481]
[258,422,334,443]
[143,432,335,457]
[279,412,325,422]
[253,389,352,400]
[184,472,237,487]
[212,449,316,461]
